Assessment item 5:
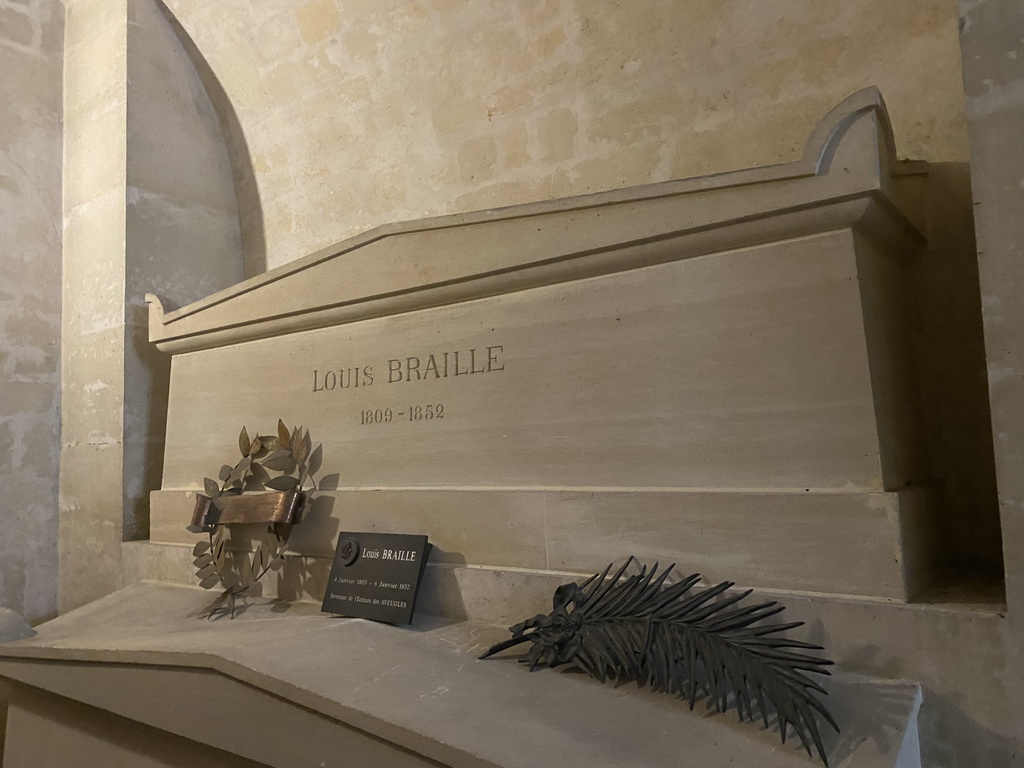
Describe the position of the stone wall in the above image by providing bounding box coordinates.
[164,0,969,271]
[959,0,1024,754]
[0,0,63,624]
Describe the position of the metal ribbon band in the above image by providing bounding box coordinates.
[188,491,306,533]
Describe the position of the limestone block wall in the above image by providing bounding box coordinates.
[959,0,1024,752]
[159,0,999,577]
[60,0,131,613]
[0,0,63,623]
[163,0,968,270]
[59,0,243,612]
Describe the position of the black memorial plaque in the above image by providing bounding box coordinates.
[321,532,431,625]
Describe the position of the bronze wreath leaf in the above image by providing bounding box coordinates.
[295,430,311,463]
[308,444,323,476]
[199,574,220,590]
[250,542,268,583]
[263,450,297,473]
[480,558,839,765]
[196,563,217,579]
[265,475,299,492]
[193,554,213,568]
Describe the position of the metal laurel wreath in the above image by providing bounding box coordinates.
[481,557,839,764]
[191,420,322,618]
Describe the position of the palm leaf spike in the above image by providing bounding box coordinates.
[480,559,839,764]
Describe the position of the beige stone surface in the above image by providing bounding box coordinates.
[0,0,63,623]
[3,689,267,768]
[543,488,925,598]
[124,540,577,628]
[59,0,129,613]
[61,191,127,338]
[0,609,34,644]
[152,489,548,566]
[121,0,245,542]
[158,0,969,272]
[62,105,127,212]
[59,443,124,610]
[149,486,927,599]
[0,581,925,768]
[958,0,1024,758]
[160,233,889,490]
[59,0,246,610]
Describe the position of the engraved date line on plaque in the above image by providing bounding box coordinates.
[361,404,445,425]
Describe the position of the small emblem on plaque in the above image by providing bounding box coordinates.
[339,537,360,566]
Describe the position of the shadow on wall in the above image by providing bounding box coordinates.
[155,0,267,278]
[126,310,171,542]
[797,615,1015,767]
[913,161,1003,585]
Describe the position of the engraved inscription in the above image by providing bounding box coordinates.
[387,346,504,383]
[312,345,503,393]
[360,404,445,425]
[312,366,374,391]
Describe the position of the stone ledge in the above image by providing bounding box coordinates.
[0,582,920,768]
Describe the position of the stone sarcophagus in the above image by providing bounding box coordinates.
[146,87,934,604]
